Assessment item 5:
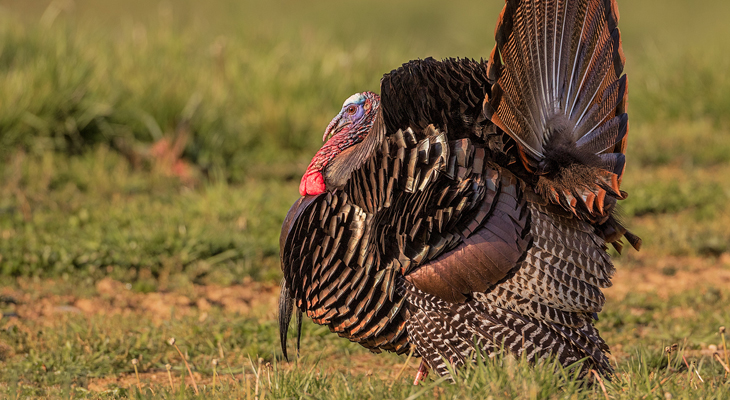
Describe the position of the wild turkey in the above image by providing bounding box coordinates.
[279,0,641,382]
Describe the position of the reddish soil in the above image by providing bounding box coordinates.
[1,277,280,325]
[607,253,730,300]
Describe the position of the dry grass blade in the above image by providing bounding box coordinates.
[682,355,704,385]
[131,358,141,391]
[212,359,219,392]
[590,370,609,400]
[642,377,672,399]
[169,338,199,395]
[721,326,729,377]
[665,344,678,370]
[248,357,262,400]
[714,353,730,374]
[393,344,416,384]
[165,364,174,392]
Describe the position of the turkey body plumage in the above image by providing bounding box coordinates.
[279,0,640,381]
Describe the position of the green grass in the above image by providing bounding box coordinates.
[0,0,729,398]
[0,148,297,281]
[1,279,729,398]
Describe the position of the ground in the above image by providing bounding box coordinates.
[1,253,729,398]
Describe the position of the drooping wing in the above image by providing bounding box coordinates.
[280,58,534,354]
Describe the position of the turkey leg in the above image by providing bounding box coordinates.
[413,360,429,385]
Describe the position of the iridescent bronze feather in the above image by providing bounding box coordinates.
[279,0,639,382]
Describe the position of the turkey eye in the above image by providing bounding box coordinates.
[346,105,358,115]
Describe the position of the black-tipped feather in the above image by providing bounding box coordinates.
[278,282,294,361]
[279,0,639,382]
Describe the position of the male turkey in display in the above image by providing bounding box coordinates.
[279,0,641,383]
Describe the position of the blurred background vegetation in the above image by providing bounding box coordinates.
[0,0,729,284]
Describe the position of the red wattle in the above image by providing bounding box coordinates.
[299,171,326,196]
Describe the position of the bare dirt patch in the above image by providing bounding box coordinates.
[608,253,730,300]
[3,254,727,326]
[1,278,280,325]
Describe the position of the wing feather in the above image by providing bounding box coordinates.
[280,1,637,376]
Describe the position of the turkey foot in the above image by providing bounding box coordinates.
[413,360,429,385]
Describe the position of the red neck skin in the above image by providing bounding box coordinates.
[299,134,350,196]
[299,92,380,197]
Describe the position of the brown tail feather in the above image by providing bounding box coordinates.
[485,0,630,227]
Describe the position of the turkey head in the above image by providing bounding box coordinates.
[299,91,381,196]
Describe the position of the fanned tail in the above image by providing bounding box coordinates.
[484,0,636,245]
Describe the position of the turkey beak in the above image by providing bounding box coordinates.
[323,114,350,142]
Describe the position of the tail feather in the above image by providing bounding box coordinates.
[574,74,627,141]
[597,153,625,177]
[575,113,627,155]
[485,0,630,226]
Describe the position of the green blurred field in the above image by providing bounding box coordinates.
[0,0,729,398]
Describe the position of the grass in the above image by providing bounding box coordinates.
[0,0,729,398]
[1,271,729,398]
[0,148,295,281]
